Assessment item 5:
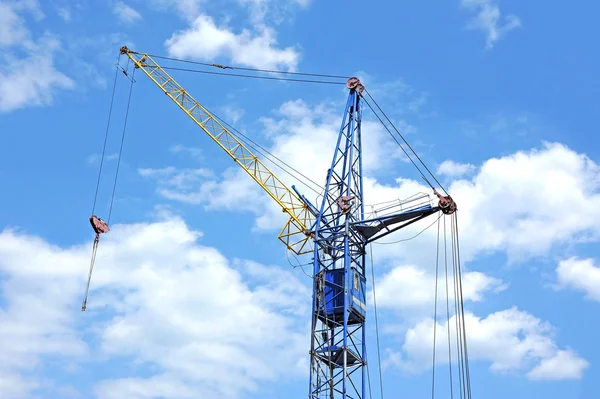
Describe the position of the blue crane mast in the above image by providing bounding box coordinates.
[303,78,454,399]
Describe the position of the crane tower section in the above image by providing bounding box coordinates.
[309,78,368,399]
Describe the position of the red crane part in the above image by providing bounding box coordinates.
[90,215,110,236]
[433,189,457,215]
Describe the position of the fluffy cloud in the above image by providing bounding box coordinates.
[373,265,506,312]
[165,14,300,71]
[113,1,142,24]
[238,0,312,25]
[387,307,588,380]
[139,92,600,268]
[555,257,600,302]
[0,216,311,398]
[0,1,74,113]
[451,142,600,262]
[460,0,521,49]
[437,160,476,178]
[149,0,204,20]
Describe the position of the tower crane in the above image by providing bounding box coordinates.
[86,46,461,399]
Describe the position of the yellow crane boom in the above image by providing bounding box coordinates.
[119,46,315,254]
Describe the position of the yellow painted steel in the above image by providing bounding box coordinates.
[120,47,315,254]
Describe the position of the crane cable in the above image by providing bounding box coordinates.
[131,53,449,200]
[430,212,472,399]
[369,243,385,399]
[207,110,325,196]
[155,65,347,85]
[363,89,449,196]
[82,60,136,312]
[139,52,351,79]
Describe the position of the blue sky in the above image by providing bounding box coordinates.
[1,0,600,398]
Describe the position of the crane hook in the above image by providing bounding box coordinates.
[81,215,110,312]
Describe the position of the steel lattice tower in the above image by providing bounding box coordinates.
[309,79,367,399]
[308,79,443,399]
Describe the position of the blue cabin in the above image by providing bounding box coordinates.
[319,267,366,325]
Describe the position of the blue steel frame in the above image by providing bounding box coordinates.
[308,85,367,399]
[307,83,440,399]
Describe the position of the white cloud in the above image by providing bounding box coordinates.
[0,216,311,398]
[113,1,142,24]
[527,349,590,381]
[87,153,119,165]
[450,142,600,262]
[373,265,505,312]
[460,0,521,49]
[221,105,245,124]
[149,0,204,20]
[388,307,588,380]
[0,2,74,113]
[138,166,215,203]
[56,6,71,22]
[0,2,30,47]
[0,35,74,113]
[238,0,312,25]
[165,14,300,71]
[556,257,600,302]
[169,144,204,159]
[437,160,476,177]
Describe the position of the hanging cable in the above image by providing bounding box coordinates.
[361,96,435,189]
[373,213,441,245]
[443,216,455,399]
[207,110,324,196]
[430,216,441,399]
[108,67,136,224]
[451,214,465,399]
[363,89,448,195]
[91,55,121,215]
[369,244,385,399]
[82,63,136,312]
[155,65,347,85]
[452,212,472,399]
[138,51,351,79]
[285,247,313,279]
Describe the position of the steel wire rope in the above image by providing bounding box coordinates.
[372,212,442,245]
[451,215,466,399]
[285,247,313,279]
[140,52,351,79]
[369,243,385,399]
[107,67,136,224]
[207,110,324,196]
[453,212,472,399]
[360,97,436,190]
[431,216,441,399]
[91,54,121,215]
[443,216,455,399]
[363,88,449,195]
[155,65,347,85]
[366,353,374,399]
